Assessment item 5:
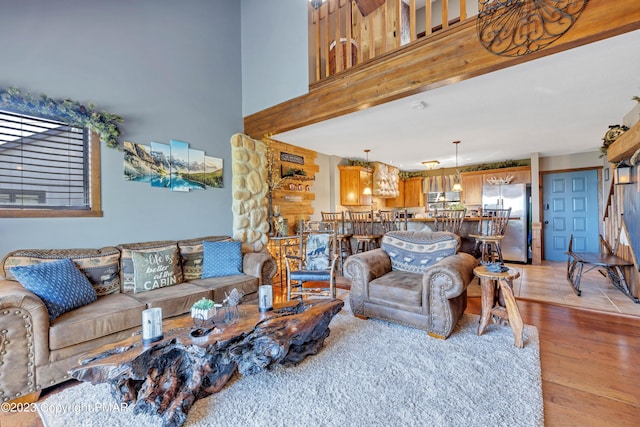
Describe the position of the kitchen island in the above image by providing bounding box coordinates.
[407,216,527,261]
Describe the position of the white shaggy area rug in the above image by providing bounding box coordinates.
[38,299,543,427]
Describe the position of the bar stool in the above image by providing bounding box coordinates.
[321,211,352,274]
[434,208,466,235]
[348,209,382,253]
[469,208,511,264]
[379,209,408,232]
[378,210,398,233]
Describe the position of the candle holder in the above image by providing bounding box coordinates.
[259,285,273,312]
[142,308,163,344]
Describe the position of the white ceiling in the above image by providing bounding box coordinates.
[274,30,640,170]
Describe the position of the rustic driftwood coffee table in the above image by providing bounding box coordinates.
[69,299,344,427]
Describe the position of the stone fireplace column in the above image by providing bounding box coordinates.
[230,133,269,252]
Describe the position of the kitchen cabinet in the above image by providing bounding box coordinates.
[339,165,373,206]
[403,177,424,207]
[460,173,483,206]
[385,179,404,208]
[461,166,531,207]
[483,166,531,185]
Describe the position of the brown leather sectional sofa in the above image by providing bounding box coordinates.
[0,235,275,402]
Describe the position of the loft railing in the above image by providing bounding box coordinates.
[309,0,477,84]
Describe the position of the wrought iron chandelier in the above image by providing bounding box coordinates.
[476,0,589,57]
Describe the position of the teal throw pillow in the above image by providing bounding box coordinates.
[11,258,97,321]
[202,241,243,278]
[131,247,181,293]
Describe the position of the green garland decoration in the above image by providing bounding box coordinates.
[0,87,123,149]
[345,157,530,179]
[460,159,530,172]
[345,158,374,169]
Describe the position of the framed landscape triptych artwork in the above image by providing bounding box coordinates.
[124,139,223,191]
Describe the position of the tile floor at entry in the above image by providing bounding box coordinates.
[468,261,640,317]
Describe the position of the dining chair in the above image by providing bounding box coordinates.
[285,220,338,300]
[347,209,382,253]
[321,211,353,274]
[434,208,466,235]
[469,208,511,264]
[395,208,409,231]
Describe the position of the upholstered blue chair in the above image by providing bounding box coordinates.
[286,220,338,300]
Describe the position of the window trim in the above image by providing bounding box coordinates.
[0,131,102,218]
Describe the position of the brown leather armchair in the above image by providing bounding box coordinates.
[344,231,478,339]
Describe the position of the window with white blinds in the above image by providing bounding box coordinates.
[0,109,99,215]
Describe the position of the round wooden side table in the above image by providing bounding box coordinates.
[473,265,524,348]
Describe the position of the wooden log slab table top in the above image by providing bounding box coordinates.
[69,299,344,427]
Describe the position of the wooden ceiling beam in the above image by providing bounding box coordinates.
[607,121,640,163]
[244,0,640,140]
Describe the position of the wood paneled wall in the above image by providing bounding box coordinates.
[267,139,319,234]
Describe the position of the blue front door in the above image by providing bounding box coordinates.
[542,170,599,261]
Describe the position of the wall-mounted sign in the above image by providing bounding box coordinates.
[280,152,304,165]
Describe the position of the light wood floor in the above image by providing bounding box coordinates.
[2,262,639,427]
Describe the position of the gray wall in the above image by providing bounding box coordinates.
[241,0,308,117]
[540,151,602,171]
[310,152,338,220]
[0,0,242,255]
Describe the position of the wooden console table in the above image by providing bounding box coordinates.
[474,265,524,348]
[70,299,344,427]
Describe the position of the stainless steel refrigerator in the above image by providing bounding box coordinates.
[482,183,529,263]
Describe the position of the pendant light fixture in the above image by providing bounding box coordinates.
[363,149,372,195]
[421,160,440,169]
[452,141,463,192]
